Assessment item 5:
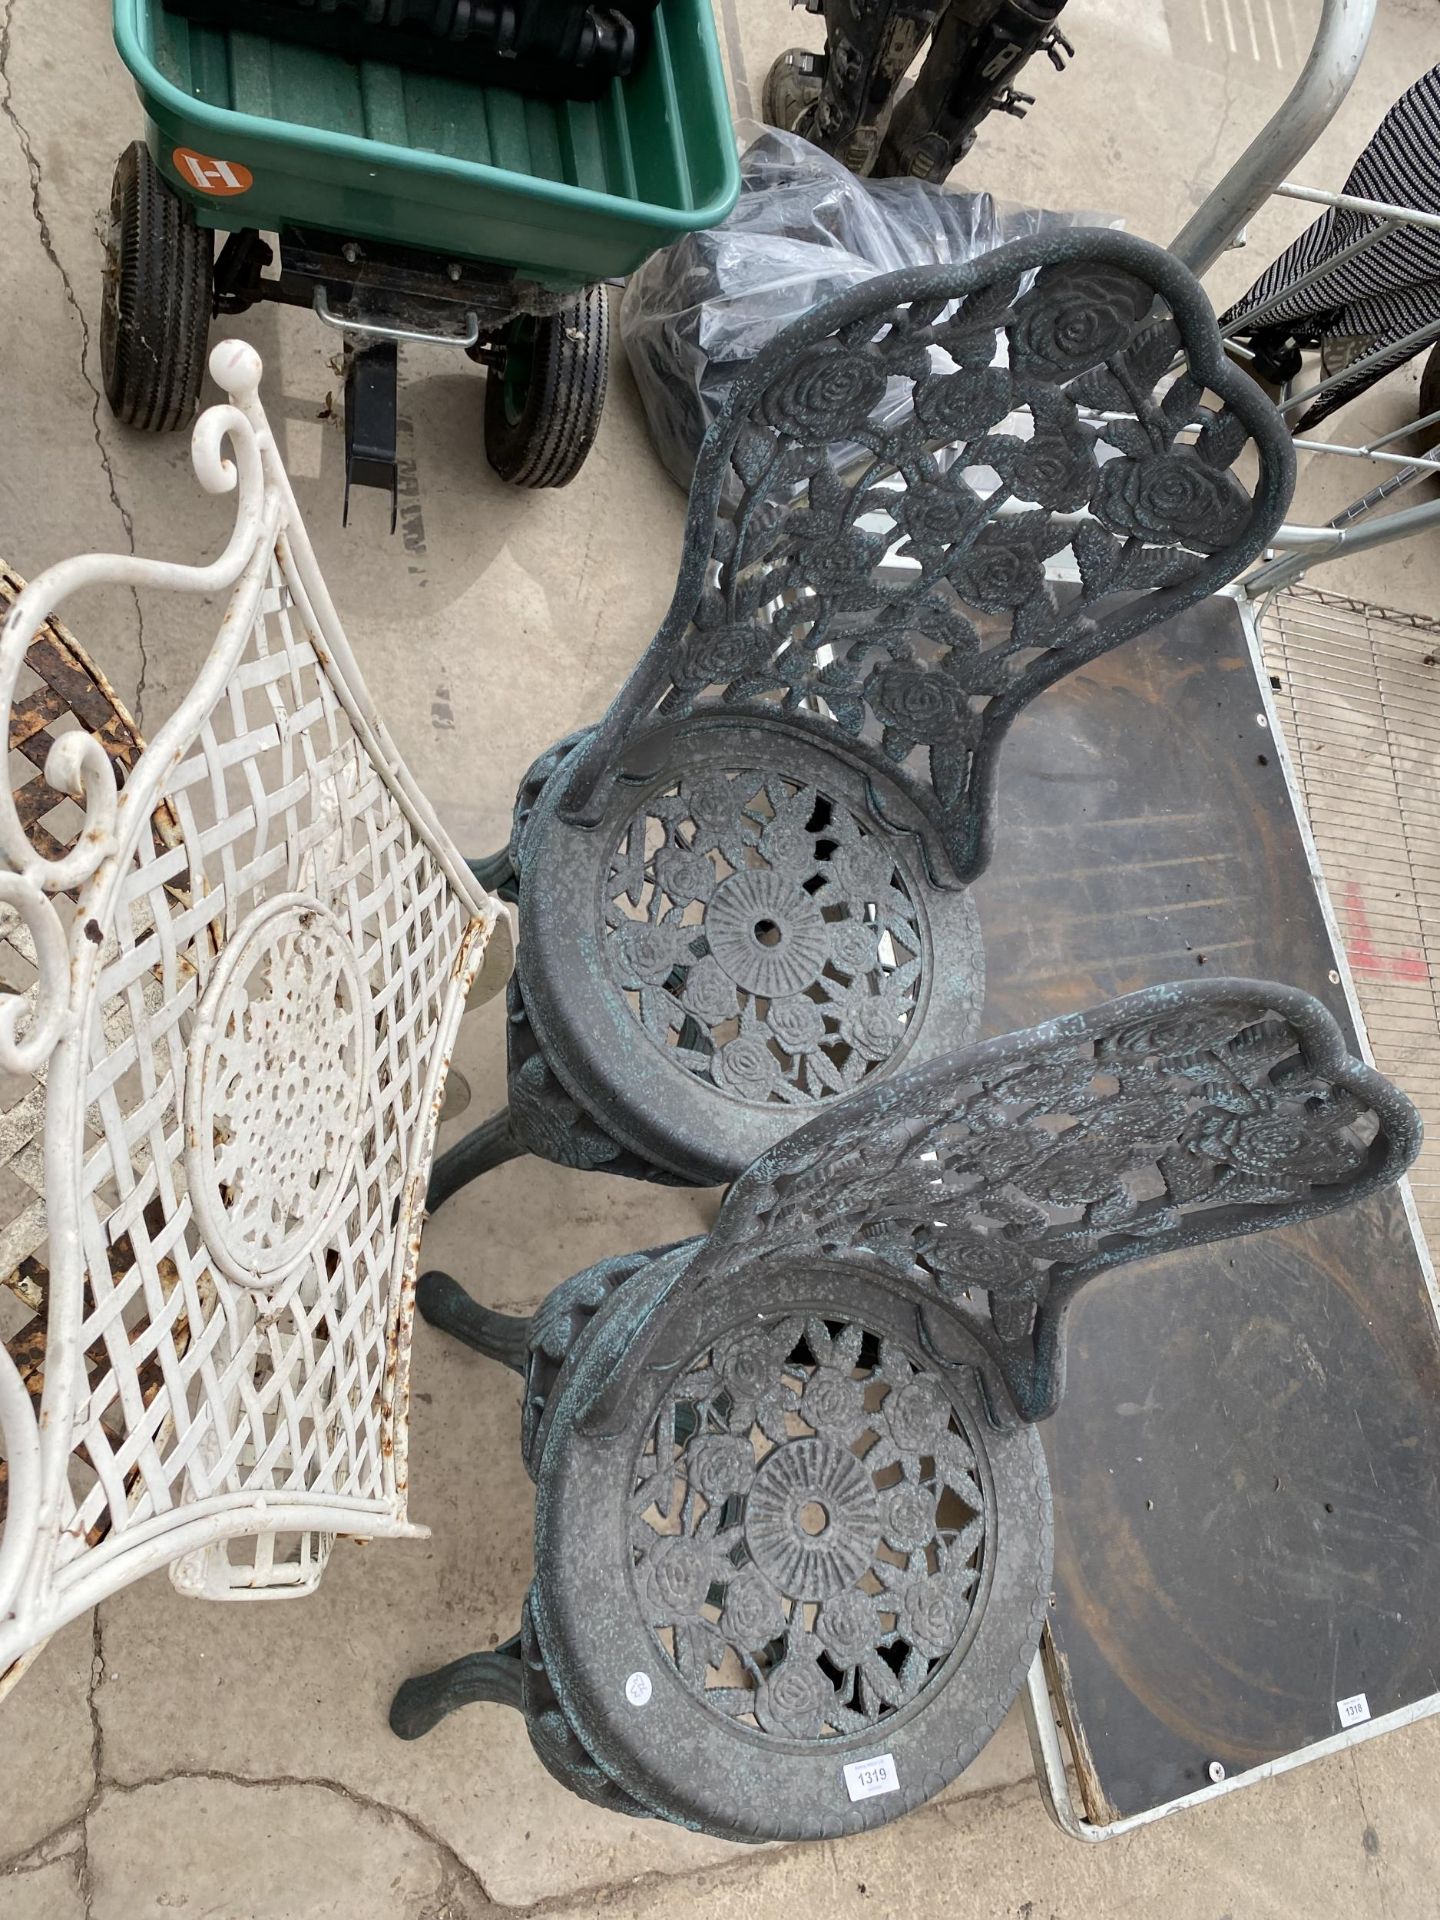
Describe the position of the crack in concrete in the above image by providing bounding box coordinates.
[0,1844,83,1879]
[0,0,151,726]
[0,1705,1040,1913]
[103,1767,494,1909]
[0,1819,85,1876]
[0,1610,106,1890]
[495,1771,1045,1917]
[74,1609,105,1920]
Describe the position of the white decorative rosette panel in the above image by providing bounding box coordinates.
[0,343,512,1691]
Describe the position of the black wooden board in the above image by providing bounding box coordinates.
[969,593,1440,1821]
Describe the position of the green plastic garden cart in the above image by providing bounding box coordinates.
[103,0,739,500]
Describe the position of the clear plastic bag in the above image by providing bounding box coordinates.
[620,124,1119,488]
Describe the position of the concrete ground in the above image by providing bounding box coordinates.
[4,0,1440,1914]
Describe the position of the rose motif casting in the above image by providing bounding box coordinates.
[1091,448,1251,552]
[1100,1000,1262,1060]
[828,920,879,976]
[1188,1102,1367,1185]
[785,519,886,591]
[886,1376,951,1453]
[616,921,687,989]
[867,663,972,747]
[839,992,904,1064]
[1018,1095,1189,1206]
[673,620,771,691]
[1012,431,1096,512]
[949,530,1046,613]
[629,1315,988,1739]
[716,1329,783,1415]
[683,769,748,838]
[759,814,815,873]
[712,1032,781,1101]
[965,1110,1052,1185]
[1007,264,1154,380]
[800,1365,867,1442]
[913,365,1013,439]
[681,955,740,1027]
[767,994,827,1053]
[816,1589,881,1666]
[635,1536,722,1624]
[656,846,717,906]
[604,770,925,1104]
[720,1571,787,1648]
[716,988,1402,1427]
[829,839,897,899]
[761,344,888,439]
[883,1484,939,1553]
[917,1228,1044,1302]
[896,1574,965,1661]
[894,476,979,556]
[754,1652,837,1738]
[688,1434,758,1498]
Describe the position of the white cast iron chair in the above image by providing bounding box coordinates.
[0,342,512,1696]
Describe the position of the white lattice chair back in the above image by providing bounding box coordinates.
[0,342,512,1693]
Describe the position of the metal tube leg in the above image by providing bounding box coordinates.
[1168,0,1375,276]
[414,1272,532,1372]
[390,1636,524,1740]
[427,1106,524,1214]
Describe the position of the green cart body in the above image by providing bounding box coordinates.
[112,0,739,286]
[103,0,740,490]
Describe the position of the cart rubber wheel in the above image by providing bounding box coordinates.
[483,287,609,488]
[101,142,213,433]
[761,48,823,134]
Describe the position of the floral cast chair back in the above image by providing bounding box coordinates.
[454,230,1297,1194]
[0,344,511,1695]
[394,980,1419,1845]
[556,229,1295,883]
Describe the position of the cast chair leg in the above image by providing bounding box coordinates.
[415,1272,531,1372]
[390,1635,524,1740]
[467,847,518,902]
[427,1106,525,1214]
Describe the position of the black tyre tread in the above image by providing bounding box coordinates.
[761,48,818,132]
[102,142,212,433]
[760,51,785,126]
[484,286,610,488]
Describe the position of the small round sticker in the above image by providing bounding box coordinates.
[172,148,254,197]
[624,1671,652,1707]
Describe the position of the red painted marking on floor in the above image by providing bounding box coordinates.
[1342,881,1429,985]
[1345,882,1384,975]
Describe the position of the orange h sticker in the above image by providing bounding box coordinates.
[172,147,254,196]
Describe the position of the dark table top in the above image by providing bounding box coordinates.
[970,592,1440,1821]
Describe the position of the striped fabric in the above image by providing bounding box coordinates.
[1222,63,1440,429]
